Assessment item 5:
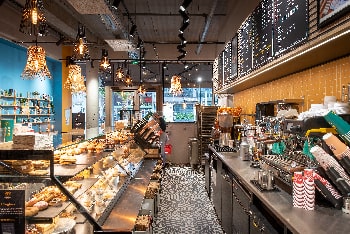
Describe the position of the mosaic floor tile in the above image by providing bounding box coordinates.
[153,166,224,234]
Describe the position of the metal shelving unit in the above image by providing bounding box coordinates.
[197,105,218,164]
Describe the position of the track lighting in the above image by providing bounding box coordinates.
[136,37,142,49]
[179,21,189,33]
[179,10,189,23]
[179,0,192,11]
[178,33,187,44]
[112,0,122,9]
[55,36,65,46]
[177,53,186,60]
[129,24,137,37]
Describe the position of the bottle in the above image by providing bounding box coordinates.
[240,137,250,161]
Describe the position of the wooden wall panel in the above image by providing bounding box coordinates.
[233,56,350,117]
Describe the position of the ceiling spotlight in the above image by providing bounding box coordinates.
[162,62,167,69]
[178,48,186,54]
[179,0,192,11]
[178,33,187,44]
[129,24,137,37]
[179,21,189,33]
[112,0,122,9]
[142,61,146,69]
[55,36,65,46]
[136,37,142,49]
[178,53,186,60]
[179,10,189,23]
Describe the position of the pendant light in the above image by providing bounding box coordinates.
[19,0,48,36]
[73,24,90,61]
[99,49,111,70]
[170,75,183,96]
[21,43,52,80]
[64,58,86,94]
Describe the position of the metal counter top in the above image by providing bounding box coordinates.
[101,159,157,233]
[209,146,350,234]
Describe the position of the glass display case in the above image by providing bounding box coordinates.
[0,132,147,234]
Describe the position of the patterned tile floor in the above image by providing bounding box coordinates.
[153,166,224,234]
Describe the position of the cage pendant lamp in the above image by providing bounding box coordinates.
[170,75,183,96]
[64,64,86,94]
[99,49,111,70]
[21,45,52,80]
[19,0,48,36]
[73,25,90,60]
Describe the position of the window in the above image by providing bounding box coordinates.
[163,87,214,122]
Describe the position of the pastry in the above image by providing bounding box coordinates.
[49,198,63,207]
[25,206,39,217]
[33,201,48,210]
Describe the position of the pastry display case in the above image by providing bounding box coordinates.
[0,130,156,234]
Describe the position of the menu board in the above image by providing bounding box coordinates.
[238,15,254,77]
[231,35,238,80]
[0,190,25,234]
[217,51,224,89]
[252,0,273,69]
[223,41,232,85]
[273,0,308,56]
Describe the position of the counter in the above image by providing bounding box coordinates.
[209,146,350,234]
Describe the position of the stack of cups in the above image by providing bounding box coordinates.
[303,168,315,210]
[293,171,305,208]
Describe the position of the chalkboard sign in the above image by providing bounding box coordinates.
[231,35,238,80]
[217,51,224,89]
[223,41,232,86]
[252,0,273,69]
[0,190,25,234]
[273,0,308,57]
[238,15,254,77]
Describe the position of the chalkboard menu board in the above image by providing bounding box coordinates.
[231,35,238,80]
[217,51,224,89]
[273,0,308,56]
[252,0,273,69]
[223,41,232,85]
[238,16,254,77]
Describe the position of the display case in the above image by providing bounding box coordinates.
[0,132,150,234]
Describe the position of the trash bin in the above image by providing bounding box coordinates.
[188,138,199,168]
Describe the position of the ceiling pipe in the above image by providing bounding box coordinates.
[196,0,218,55]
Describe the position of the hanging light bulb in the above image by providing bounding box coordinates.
[124,72,133,87]
[73,25,90,60]
[182,100,187,109]
[99,49,111,70]
[137,84,146,95]
[21,45,52,80]
[64,64,86,94]
[20,0,47,36]
[170,75,183,96]
[115,66,124,81]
